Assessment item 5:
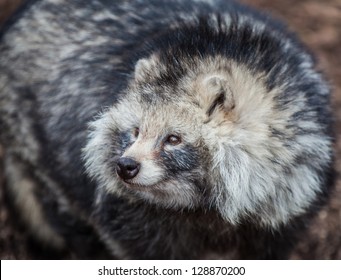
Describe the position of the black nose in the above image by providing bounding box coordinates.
[116,157,140,180]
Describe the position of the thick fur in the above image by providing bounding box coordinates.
[0,0,334,259]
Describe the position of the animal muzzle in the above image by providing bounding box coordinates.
[116,157,140,180]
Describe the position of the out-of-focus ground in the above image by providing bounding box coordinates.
[0,0,340,259]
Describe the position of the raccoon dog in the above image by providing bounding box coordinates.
[0,0,334,259]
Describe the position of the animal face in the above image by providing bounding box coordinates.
[108,99,210,209]
[84,54,237,210]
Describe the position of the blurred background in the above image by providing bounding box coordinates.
[0,0,340,259]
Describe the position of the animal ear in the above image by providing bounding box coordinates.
[134,57,158,82]
[199,75,235,118]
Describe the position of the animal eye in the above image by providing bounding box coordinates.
[165,135,181,146]
[133,127,139,138]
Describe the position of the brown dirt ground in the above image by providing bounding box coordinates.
[0,0,340,259]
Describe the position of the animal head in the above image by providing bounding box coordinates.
[84,53,332,228]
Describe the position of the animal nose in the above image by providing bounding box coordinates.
[116,157,140,180]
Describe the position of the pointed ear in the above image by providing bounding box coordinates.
[134,57,158,82]
[198,75,235,119]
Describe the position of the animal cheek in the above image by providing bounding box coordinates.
[116,131,134,153]
[133,159,165,186]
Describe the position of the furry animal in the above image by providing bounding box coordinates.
[0,0,334,259]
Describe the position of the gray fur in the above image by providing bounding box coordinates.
[0,0,334,259]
